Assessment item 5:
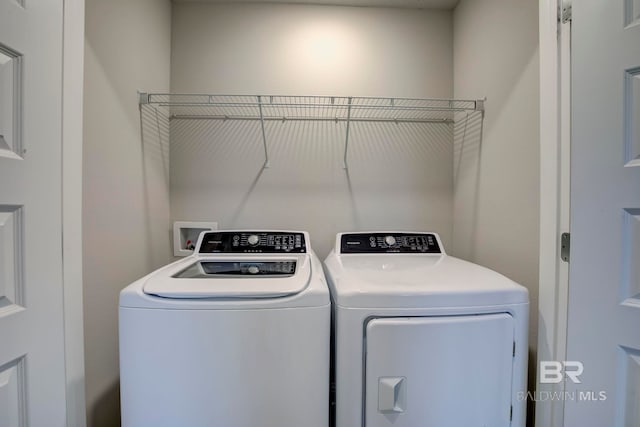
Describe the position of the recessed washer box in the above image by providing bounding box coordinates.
[173,221,218,257]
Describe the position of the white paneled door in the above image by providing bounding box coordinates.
[0,1,67,426]
[566,0,640,425]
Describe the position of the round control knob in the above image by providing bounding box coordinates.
[247,265,260,274]
[385,235,396,246]
[247,234,260,246]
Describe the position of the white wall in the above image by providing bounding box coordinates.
[170,3,455,257]
[82,1,172,426]
[452,0,539,422]
[171,3,452,98]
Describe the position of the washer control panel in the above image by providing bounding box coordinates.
[340,233,441,254]
[199,231,307,254]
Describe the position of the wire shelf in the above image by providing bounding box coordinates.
[139,93,485,169]
[142,94,483,123]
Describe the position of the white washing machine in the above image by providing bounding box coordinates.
[324,232,529,427]
[119,230,330,427]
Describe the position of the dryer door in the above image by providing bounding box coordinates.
[365,314,514,427]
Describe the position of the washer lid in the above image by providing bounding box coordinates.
[142,254,311,299]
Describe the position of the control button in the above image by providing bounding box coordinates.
[385,236,397,246]
[247,234,260,246]
[247,265,260,274]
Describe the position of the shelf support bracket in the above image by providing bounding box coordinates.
[257,95,270,168]
[561,0,572,23]
[138,91,150,105]
[343,97,353,170]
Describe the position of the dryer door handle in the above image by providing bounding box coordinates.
[378,377,406,414]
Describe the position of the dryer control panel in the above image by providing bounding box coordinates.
[198,231,307,254]
[340,233,441,254]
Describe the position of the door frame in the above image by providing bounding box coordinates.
[537,0,571,426]
[62,0,86,426]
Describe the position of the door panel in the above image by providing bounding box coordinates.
[0,44,21,159]
[0,206,23,311]
[625,68,640,167]
[622,208,640,304]
[0,357,26,426]
[0,0,66,425]
[567,0,640,425]
[624,0,640,27]
[617,346,640,426]
[364,314,514,427]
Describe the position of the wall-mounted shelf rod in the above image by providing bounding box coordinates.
[169,115,453,124]
[156,102,477,113]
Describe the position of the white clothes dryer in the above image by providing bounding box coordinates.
[119,230,330,427]
[324,232,529,427]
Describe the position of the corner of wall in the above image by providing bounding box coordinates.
[451,0,541,377]
[82,0,172,425]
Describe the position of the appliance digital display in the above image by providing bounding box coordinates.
[340,233,441,254]
[199,232,306,254]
